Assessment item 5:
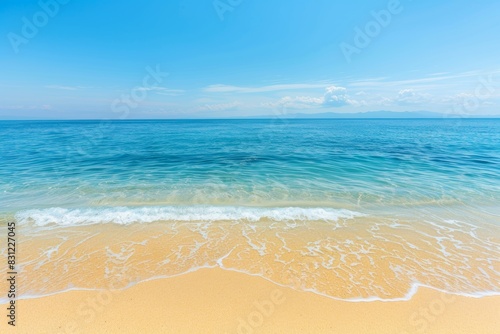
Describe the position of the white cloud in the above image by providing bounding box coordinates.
[197,101,241,112]
[398,88,417,99]
[323,86,353,107]
[45,85,80,90]
[350,70,492,88]
[1,104,52,110]
[396,89,431,105]
[264,96,323,109]
[267,86,358,109]
[203,83,328,93]
[135,86,185,95]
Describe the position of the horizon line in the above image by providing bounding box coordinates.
[1,117,500,121]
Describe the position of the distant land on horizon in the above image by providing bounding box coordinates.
[247,111,500,119]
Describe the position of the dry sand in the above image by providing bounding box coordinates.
[1,267,499,334]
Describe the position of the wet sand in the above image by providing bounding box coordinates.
[11,217,500,302]
[1,267,499,334]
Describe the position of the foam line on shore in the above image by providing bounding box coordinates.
[15,206,365,227]
[2,264,500,305]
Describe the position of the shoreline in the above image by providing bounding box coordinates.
[1,267,499,334]
[3,265,500,305]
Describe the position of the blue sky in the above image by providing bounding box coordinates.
[1,0,499,119]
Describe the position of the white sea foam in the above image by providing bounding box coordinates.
[7,206,500,304]
[15,206,364,227]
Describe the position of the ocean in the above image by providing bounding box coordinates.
[1,119,499,301]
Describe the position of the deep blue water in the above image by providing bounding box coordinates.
[0,119,499,216]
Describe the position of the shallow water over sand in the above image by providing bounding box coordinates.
[1,119,499,301]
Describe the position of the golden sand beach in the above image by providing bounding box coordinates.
[1,267,499,334]
[1,214,500,333]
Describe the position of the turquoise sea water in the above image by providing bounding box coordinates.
[1,119,499,214]
[1,119,499,300]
